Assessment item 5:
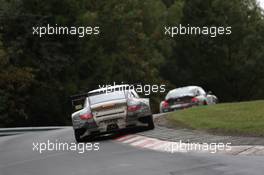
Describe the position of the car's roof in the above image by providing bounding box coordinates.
[88,84,130,94]
[165,86,203,99]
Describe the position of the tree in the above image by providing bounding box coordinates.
[0,35,34,127]
[162,0,264,101]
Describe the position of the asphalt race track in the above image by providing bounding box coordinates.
[0,127,264,175]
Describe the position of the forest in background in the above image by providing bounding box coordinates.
[0,0,263,127]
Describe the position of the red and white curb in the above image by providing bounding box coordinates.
[113,134,264,156]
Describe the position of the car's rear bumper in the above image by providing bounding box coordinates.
[75,115,149,135]
[162,103,197,112]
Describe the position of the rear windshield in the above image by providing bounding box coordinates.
[166,88,196,99]
[89,91,126,105]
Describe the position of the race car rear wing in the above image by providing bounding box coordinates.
[70,89,127,112]
[70,84,139,112]
[70,92,89,112]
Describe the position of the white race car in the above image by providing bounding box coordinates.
[160,86,218,113]
[71,85,154,142]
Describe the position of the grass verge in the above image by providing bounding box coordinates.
[167,100,264,137]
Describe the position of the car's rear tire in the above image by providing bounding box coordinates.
[146,115,155,130]
[74,128,86,143]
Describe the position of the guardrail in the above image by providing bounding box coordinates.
[0,126,68,136]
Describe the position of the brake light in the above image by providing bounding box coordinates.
[128,105,141,112]
[162,100,169,108]
[191,97,199,103]
[80,113,93,120]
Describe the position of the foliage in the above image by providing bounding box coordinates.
[161,0,264,101]
[0,0,263,126]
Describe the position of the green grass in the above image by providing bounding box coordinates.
[167,100,264,137]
